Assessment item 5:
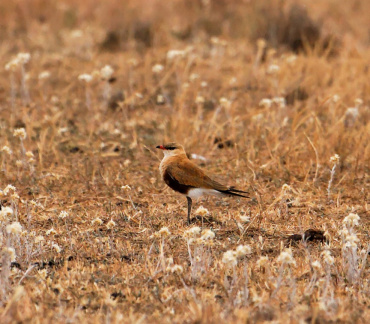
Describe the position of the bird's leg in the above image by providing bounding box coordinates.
[186,196,192,225]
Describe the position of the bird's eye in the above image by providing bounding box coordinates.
[167,147,176,150]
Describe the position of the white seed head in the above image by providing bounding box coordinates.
[16,52,31,64]
[152,64,164,74]
[38,71,51,80]
[321,250,334,265]
[344,234,359,249]
[272,96,286,108]
[256,256,269,267]
[1,146,12,155]
[166,264,183,274]
[312,260,322,271]
[6,222,23,235]
[0,206,14,218]
[13,128,27,140]
[330,154,340,164]
[184,226,201,238]
[2,247,16,262]
[100,65,114,80]
[332,94,340,103]
[106,219,116,229]
[158,227,171,237]
[354,98,363,107]
[52,243,61,253]
[259,98,272,108]
[46,228,57,236]
[59,211,69,219]
[345,107,359,119]
[166,49,185,60]
[3,184,16,195]
[92,217,103,226]
[35,235,45,244]
[267,64,280,75]
[277,249,296,266]
[5,59,20,71]
[235,245,252,258]
[195,96,205,104]
[16,160,23,168]
[195,206,209,216]
[343,213,360,227]
[239,215,250,223]
[201,229,215,240]
[222,250,237,267]
[78,73,93,83]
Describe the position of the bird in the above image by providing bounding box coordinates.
[156,142,248,225]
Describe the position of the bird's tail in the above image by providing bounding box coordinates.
[219,187,249,198]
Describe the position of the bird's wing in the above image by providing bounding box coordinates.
[165,158,228,191]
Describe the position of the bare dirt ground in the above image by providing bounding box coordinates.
[0,0,369,323]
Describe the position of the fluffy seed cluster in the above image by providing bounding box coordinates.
[151,227,171,239]
[222,245,252,267]
[277,248,296,266]
[6,222,23,235]
[13,128,27,140]
[195,206,209,216]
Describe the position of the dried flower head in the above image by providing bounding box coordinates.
[330,154,340,164]
[100,65,114,80]
[277,249,296,266]
[106,219,116,229]
[46,228,57,236]
[16,52,31,64]
[158,227,170,237]
[0,206,14,218]
[38,71,51,80]
[6,222,23,235]
[3,185,16,195]
[184,226,201,238]
[201,229,215,240]
[344,234,359,249]
[321,249,334,265]
[35,235,45,244]
[52,243,61,253]
[235,245,252,258]
[166,49,185,60]
[267,64,280,75]
[312,260,322,271]
[1,146,12,155]
[13,128,27,140]
[222,250,237,267]
[16,160,23,168]
[239,215,250,223]
[259,98,272,108]
[257,256,269,267]
[195,206,209,216]
[2,247,16,262]
[78,73,93,83]
[59,211,69,219]
[152,64,164,74]
[92,217,103,226]
[343,213,360,227]
[195,96,205,104]
[272,97,286,108]
[121,185,131,191]
[166,264,183,274]
[354,98,363,107]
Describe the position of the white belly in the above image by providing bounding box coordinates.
[187,188,224,199]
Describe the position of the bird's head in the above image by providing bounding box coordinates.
[156,142,186,157]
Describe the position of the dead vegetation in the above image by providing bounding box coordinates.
[0,0,369,323]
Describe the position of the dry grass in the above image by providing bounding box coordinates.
[0,0,369,323]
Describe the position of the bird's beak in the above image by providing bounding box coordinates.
[156,145,165,150]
